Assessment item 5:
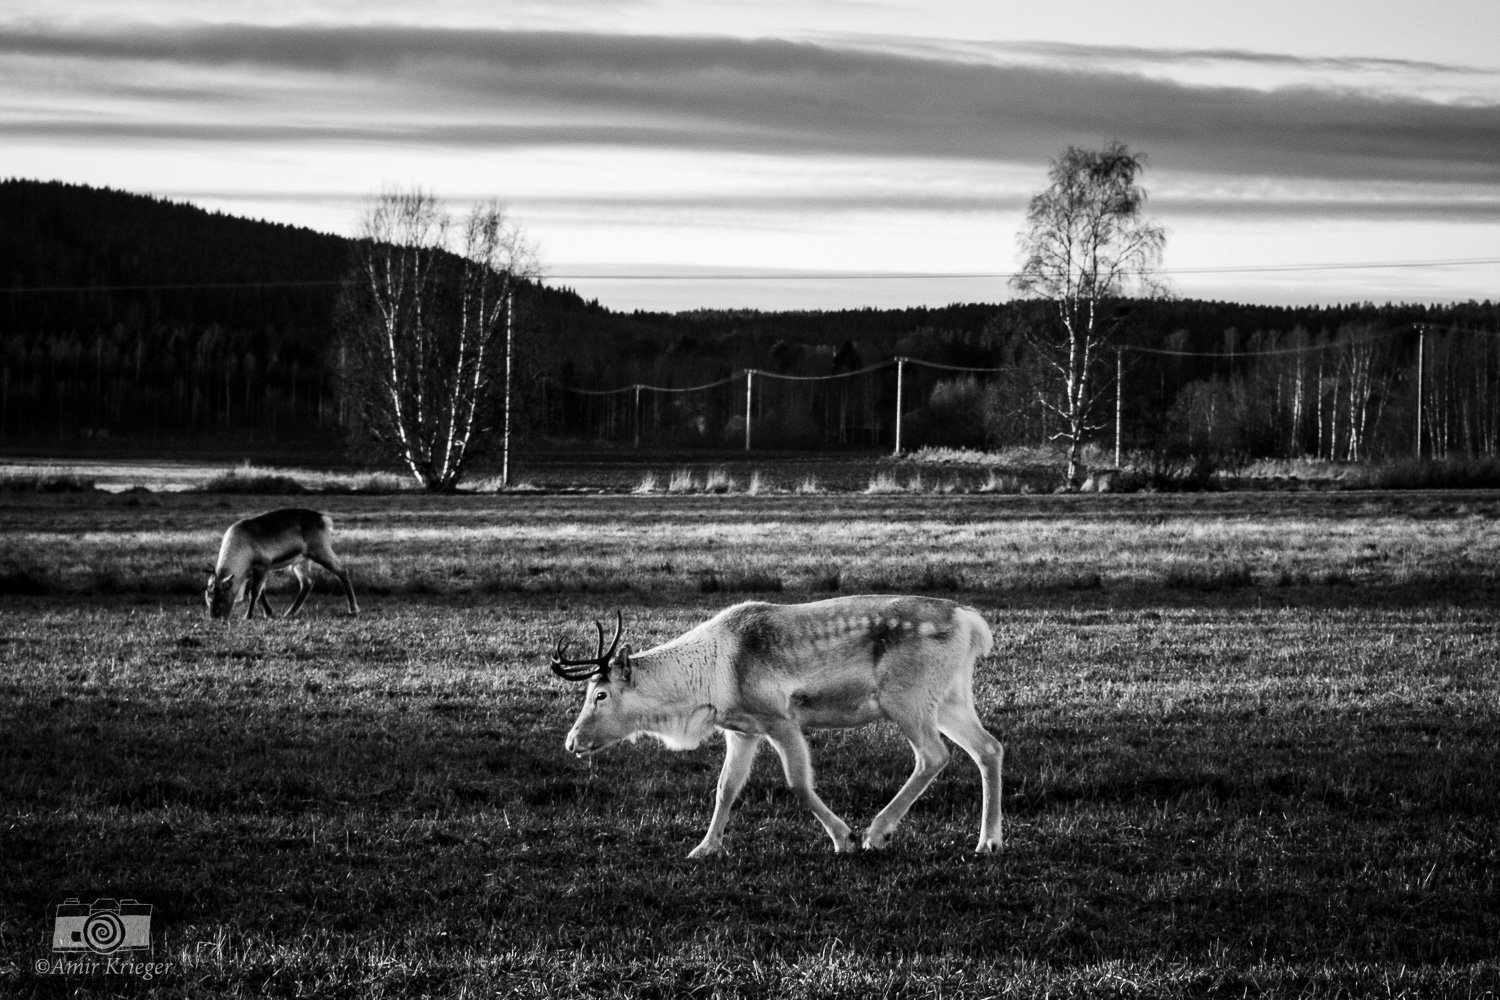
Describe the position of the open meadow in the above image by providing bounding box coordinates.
[1,485,1498,997]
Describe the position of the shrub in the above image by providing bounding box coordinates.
[1357,457,1500,490]
[0,566,52,594]
[1134,448,1244,492]
[0,471,96,493]
[810,570,842,592]
[916,565,964,591]
[340,472,411,494]
[199,471,307,494]
[697,571,784,593]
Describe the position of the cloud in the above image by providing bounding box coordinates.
[4,23,1499,190]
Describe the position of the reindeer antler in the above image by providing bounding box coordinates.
[550,611,624,681]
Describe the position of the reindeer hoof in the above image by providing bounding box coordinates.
[687,841,721,859]
[862,822,898,850]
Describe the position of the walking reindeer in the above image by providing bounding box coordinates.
[551,595,1003,857]
[204,508,359,620]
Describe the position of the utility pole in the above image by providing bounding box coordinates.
[893,357,907,456]
[744,369,755,451]
[1415,324,1425,458]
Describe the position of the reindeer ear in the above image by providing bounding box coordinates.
[617,644,633,683]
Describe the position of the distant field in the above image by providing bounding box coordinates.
[1,486,1497,997]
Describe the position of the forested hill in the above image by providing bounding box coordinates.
[2,179,348,332]
[3,179,1498,460]
[0,179,593,445]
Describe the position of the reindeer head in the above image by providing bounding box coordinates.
[204,569,238,619]
[551,612,640,755]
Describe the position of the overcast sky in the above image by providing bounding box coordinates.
[4,0,1498,311]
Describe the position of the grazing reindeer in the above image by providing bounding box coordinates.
[205,508,358,620]
[551,595,1002,857]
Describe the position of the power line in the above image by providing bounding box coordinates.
[1148,256,1500,276]
[1127,321,1490,358]
[906,358,1002,373]
[555,322,1495,395]
[753,361,893,382]
[546,257,1500,281]
[3,256,1498,294]
[0,280,345,294]
[556,373,742,396]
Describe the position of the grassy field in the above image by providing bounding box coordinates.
[1,486,1497,997]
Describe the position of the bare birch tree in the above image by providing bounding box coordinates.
[340,189,538,490]
[1012,142,1166,488]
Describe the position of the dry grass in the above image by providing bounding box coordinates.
[702,467,733,494]
[1,487,1498,996]
[4,492,1500,601]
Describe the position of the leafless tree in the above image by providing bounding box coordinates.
[1012,142,1167,488]
[340,190,538,490]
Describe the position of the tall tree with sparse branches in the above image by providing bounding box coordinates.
[339,189,538,490]
[1012,141,1167,488]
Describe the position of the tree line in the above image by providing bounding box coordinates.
[2,179,1497,473]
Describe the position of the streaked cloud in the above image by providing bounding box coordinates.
[4,24,1498,187]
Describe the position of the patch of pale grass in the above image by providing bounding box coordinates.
[794,476,823,495]
[703,468,733,494]
[746,471,766,496]
[345,471,411,493]
[201,462,416,494]
[631,472,660,495]
[463,475,542,493]
[1233,456,1364,484]
[909,444,1083,467]
[667,469,698,494]
[866,470,951,494]
[975,470,1024,493]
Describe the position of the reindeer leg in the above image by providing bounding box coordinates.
[938,696,1004,853]
[247,565,277,620]
[689,731,762,858]
[766,720,857,853]
[864,707,949,851]
[309,549,359,616]
[284,564,313,618]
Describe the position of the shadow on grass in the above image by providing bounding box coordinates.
[3,681,1496,975]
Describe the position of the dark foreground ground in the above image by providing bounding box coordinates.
[1,487,1497,997]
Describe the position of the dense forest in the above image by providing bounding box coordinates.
[3,179,1498,461]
